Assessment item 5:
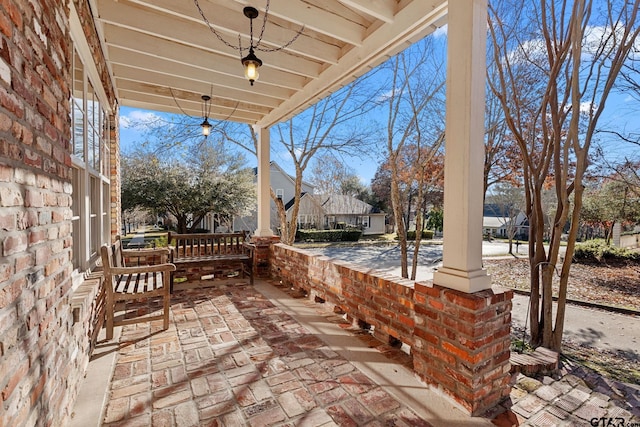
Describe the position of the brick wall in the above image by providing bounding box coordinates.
[0,1,115,425]
[270,243,513,415]
[109,113,121,240]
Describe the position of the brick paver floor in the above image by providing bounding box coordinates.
[102,282,433,426]
[98,279,640,427]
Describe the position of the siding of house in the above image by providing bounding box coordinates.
[368,213,386,235]
[0,1,117,425]
[233,162,315,232]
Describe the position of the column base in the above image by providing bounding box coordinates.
[433,266,491,293]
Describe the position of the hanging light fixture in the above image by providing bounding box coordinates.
[200,95,212,138]
[241,7,262,86]
[193,0,304,86]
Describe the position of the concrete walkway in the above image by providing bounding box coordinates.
[125,230,147,248]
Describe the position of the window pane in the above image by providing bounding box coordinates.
[71,167,81,269]
[73,103,84,159]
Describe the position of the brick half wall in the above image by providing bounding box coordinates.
[270,243,513,416]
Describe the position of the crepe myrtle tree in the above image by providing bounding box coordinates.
[488,0,640,350]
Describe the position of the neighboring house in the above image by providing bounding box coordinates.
[483,204,529,239]
[318,194,386,235]
[233,162,319,232]
[232,161,386,236]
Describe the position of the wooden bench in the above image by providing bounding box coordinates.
[168,232,254,288]
[100,238,175,340]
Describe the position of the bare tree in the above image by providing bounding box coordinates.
[382,37,446,279]
[270,76,382,244]
[310,153,356,195]
[488,0,640,350]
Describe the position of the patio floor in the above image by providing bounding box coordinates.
[69,278,640,426]
[70,278,492,426]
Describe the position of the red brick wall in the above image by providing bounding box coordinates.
[270,243,513,415]
[0,1,115,425]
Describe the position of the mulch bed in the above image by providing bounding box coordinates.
[485,258,640,311]
[487,258,640,385]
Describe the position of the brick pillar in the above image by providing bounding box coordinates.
[251,235,280,278]
[412,283,513,415]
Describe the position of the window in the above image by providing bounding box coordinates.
[71,167,82,269]
[69,41,111,273]
[360,216,370,228]
[275,189,284,200]
[71,49,84,160]
[325,215,336,228]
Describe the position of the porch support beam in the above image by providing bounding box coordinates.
[255,126,274,237]
[433,0,490,293]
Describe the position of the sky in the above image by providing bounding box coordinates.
[118,18,640,188]
[118,107,382,184]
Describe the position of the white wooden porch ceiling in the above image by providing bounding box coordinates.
[92,0,448,127]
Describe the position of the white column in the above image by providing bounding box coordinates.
[254,125,273,237]
[433,0,490,293]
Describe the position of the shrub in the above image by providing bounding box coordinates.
[402,230,435,240]
[573,239,639,263]
[152,235,168,248]
[191,228,210,234]
[341,230,362,241]
[296,229,362,242]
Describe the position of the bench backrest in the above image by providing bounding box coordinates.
[168,232,249,258]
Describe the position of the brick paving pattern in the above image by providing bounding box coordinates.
[100,280,640,427]
[102,283,432,426]
[492,369,640,426]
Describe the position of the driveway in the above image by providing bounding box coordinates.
[304,241,640,358]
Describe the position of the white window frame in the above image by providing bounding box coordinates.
[70,3,112,279]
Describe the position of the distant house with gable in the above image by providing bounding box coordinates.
[231,161,385,236]
[482,203,528,239]
[232,162,322,232]
[317,194,386,235]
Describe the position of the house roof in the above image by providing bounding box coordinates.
[320,194,378,215]
[483,203,512,217]
[90,0,447,127]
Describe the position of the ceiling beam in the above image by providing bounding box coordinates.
[100,18,322,79]
[98,0,341,65]
[116,87,265,123]
[103,25,311,88]
[337,0,396,23]
[111,64,284,110]
[233,0,367,46]
[108,48,295,103]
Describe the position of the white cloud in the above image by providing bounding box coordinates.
[120,110,163,129]
[433,24,448,39]
[580,101,596,114]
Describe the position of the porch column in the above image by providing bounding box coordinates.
[433,0,490,293]
[254,125,274,237]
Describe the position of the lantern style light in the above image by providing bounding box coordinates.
[242,46,262,86]
[200,95,212,138]
[241,7,262,86]
[192,0,304,87]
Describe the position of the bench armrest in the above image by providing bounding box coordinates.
[242,242,255,252]
[110,263,176,275]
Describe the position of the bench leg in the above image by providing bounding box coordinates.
[162,273,171,330]
[106,288,115,341]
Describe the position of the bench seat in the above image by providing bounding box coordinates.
[168,232,254,287]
